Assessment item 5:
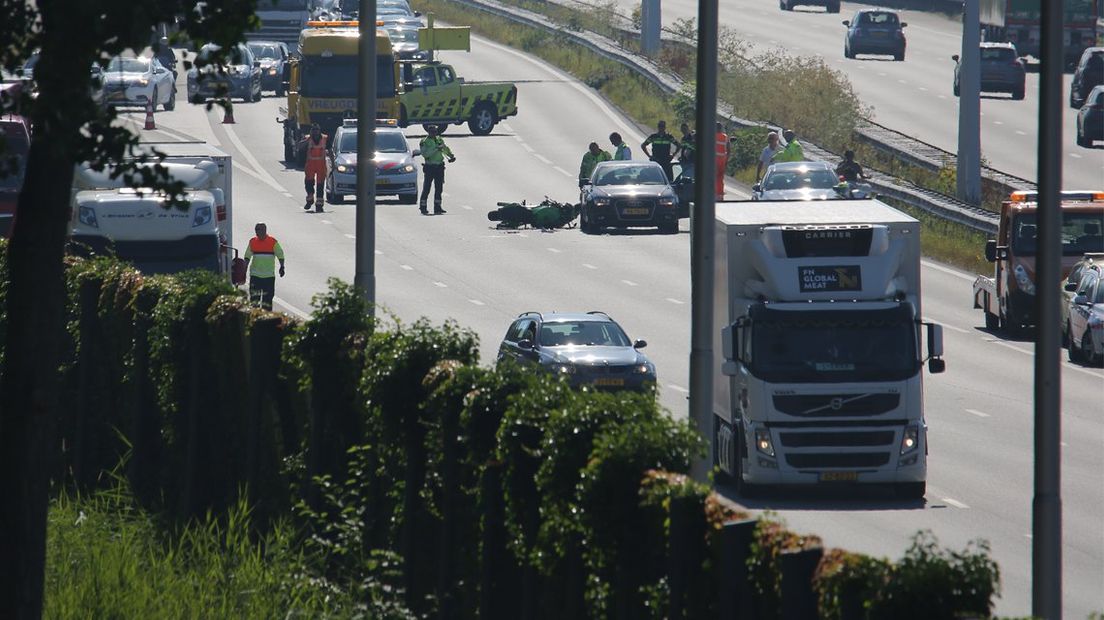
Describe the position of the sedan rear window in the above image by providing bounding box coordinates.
[981,48,1016,62]
[860,12,898,25]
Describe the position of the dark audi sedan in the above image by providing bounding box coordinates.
[496,311,656,392]
[843,9,906,61]
[579,161,679,234]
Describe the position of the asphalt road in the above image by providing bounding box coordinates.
[121,34,1104,617]
[606,0,1104,190]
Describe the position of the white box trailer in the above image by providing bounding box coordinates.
[70,141,235,277]
[711,199,945,499]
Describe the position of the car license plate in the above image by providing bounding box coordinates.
[594,377,625,387]
[871,31,887,38]
[377,178,391,185]
[622,207,649,215]
[820,471,858,482]
[109,92,126,101]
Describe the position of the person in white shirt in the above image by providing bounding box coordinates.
[756,131,781,182]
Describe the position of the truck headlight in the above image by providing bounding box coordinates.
[900,424,920,455]
[78,206,98,228]
[1014,264,1035,295]
[754,428,775,457]
[552,363,576,375]
[192,206,212,228]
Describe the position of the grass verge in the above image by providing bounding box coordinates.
[45,489,359,618]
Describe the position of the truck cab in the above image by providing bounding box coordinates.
[973,190,1104,331]
[713,201,944,499]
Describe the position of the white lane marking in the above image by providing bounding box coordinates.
[665,297,685,305]
[222,123,288,195]
[553,165,573,177]
[433,281,448,288]
[547,247,562,253]
[667,384,689,394]
[621,279,638,286]
[400,264,413,270]
[462,204,473,210]
[993,120,1004,126]
[344,233,355,239]
[321,219,333,225]
[878,72,887,77]
[921,259,974,282]
[965,408,991,418]
[533,153,553,165]
[919,86,929,92]
[991,340,1032,356]
[274,296,309,319]
[513,134,524,143]
[938,94,948,99]
[582,263,597,269]
[942,497,970,509]
[1015,130,1027,135]
[522,143,535,153]
[925,319,970,334]
[469,299,485,306]
[898,79,908,84]
[1069,153,1082,159]
[986,340,1104,379]
[375,250,383,255]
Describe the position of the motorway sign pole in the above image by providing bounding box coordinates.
[356,0,378,314]
[689,0,718,482]
[956,0,981,205]
[1032,1,1063,617]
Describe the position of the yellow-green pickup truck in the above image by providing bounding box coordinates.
[399,61,518,135]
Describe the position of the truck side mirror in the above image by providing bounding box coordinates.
[928,358,946,374]
[984,239,997,262]
[722,323,738,361]
[925,322,944,362]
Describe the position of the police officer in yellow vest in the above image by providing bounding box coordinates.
[579,142,611,187]
[244,222,285,311]
[417,124,456,215]
[772,129,806,163]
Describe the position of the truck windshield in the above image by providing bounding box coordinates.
[300,55,396,98]
[750,306,919,383]
[1010,212,1104,256]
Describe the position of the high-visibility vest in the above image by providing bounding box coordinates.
[715,132,728,158]
[245,235,285,278]
[306,135,328,163]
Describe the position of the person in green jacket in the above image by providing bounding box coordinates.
[579,142,612,187]
[771,129,805,163]
[418,124,456,215]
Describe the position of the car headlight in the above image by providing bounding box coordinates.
[229,66,245,76]
[592,197,610,206]
[754,428,775,457]
[336,164,350,173]
[1014,264,1036,295]
[192,206,212,228]
[631,361,654,375]
[268,68,277,75]
[551,363,576,375]
[900,424,920,455]
[78,206,98,228]
[136,78,149,86]
[401,164,415,173]
[658,197,676,208]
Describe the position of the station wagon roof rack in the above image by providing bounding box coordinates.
[586,311,611,319]
[518,311,543,319]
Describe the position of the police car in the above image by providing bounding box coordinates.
[326,119,420,205]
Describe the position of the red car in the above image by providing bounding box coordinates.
[0,82,31,238]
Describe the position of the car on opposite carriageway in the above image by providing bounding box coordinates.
[579,161,680,234]
[496,311,656,392]
[842,9,907,61]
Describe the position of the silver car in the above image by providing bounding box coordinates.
[187,43,262,104]
[753,161,841,201]
[326,120,419,204]
[102,55,176,110]
[1067,260,1104,366]
[386,25,430,61]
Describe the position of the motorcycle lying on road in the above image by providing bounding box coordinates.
[487,197,579,230]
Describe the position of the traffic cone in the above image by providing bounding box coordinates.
[222,101,235,124]
[142,101,156,130]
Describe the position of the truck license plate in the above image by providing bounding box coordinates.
[622,207,649,215]
[594,378,624,387]
[820,471,858,482]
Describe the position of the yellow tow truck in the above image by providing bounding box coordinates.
[397,21,519,135]
[279,20,402,164]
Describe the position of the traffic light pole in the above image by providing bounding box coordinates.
[355,0,378,314]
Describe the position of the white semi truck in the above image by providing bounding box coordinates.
[70,141,238,278]
[711,200,945,499]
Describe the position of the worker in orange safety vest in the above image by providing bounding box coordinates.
[298,123,328,212]
[715,122,728,201]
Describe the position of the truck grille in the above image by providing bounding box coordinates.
[785,452,890,468]
[772,393,899,417]
[779,430,894,448]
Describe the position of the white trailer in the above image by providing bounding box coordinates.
[71,141,235,277]
[711,200,945,499]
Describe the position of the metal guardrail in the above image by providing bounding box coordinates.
[442,0,1000,233]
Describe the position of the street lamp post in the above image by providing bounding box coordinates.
[355,0,378,314]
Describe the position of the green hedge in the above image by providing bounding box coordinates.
[4,250,1001,616]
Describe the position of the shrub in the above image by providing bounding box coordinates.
[748,516,823,618]
[727,126,773,172]
[814,548,891,620]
